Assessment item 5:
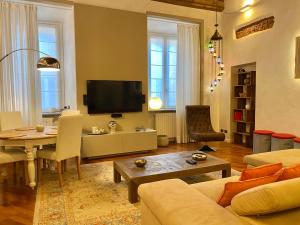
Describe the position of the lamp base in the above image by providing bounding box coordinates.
[199,145,216,152]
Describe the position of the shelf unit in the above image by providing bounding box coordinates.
[231,66,256,147]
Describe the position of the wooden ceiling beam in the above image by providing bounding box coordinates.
[152,0,224,12]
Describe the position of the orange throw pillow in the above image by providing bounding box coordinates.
[218,172,282,207]
[240,163,283,181]
[278,164,300,181]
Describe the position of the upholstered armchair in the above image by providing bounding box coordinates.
[186,105,225,151]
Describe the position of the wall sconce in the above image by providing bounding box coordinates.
[243,0,254,7]
[240,5,251,12]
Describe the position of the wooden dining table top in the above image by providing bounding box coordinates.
[0,126,58,140]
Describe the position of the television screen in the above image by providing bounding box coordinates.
[87,80,143,114]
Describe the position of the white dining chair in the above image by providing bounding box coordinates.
[0,112,26,180]
[0,142,27,181]
[36,115,83,187]
[0,112,25,150]
[46,109,80,172]
[0,149,27,164]
[0,111,24,131]
[61,110,80,116]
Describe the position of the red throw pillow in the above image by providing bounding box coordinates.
[240,163,283,181]
[278,164,300,181]
[217,171,282,207]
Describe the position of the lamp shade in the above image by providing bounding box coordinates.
[149,97,163,110]
[37,57,60,72]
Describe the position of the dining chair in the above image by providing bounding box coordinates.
[0,111,27,178]
[0,111,24,131]
[0,142,27,181]
[46,110,80,172]
[36,115,83,187]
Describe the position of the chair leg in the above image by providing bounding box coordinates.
[63,160,67,172]
[37,159,41,183]
[57,161,63,187]
[13,162,17,178]
[75,156,81,180]
[61,160,64,174]
[43,159,47,169]
[23,161,29,185]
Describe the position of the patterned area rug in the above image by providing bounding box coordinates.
[33,161,240,225]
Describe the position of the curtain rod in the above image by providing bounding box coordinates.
[2,0,73,10]
[148,16,199,26]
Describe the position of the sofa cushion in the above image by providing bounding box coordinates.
[191,176,240,201]
[244,149,300,167]
[240,163,282,181]
[138,179,246,225]
[231,177,300,216]
[278,164,300,181]
[218,172,282,207]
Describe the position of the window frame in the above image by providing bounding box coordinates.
[148,32,177,111]
[38,21,65,114]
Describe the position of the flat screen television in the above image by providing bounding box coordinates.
[87,80,143,114]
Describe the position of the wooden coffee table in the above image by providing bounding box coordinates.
[113,151,231,203]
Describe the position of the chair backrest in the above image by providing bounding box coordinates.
[56,115,83,161]
[0,111,24,131]
[185,105,214,134]
[61,110,80,117]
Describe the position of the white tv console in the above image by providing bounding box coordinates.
[81,129,157,158]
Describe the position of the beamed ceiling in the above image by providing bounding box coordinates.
[152,0,224,12]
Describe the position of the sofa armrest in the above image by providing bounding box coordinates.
[138,179,246,225]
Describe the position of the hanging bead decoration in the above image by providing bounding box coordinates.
[208,0,224,92]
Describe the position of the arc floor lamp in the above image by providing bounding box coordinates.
[0,48,60,71]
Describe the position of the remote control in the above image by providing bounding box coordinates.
[186,159,197,165]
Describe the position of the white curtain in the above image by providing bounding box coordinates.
[0,2,41,126]
[176,23,200,143]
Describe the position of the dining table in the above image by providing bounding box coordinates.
[0,126,57,189]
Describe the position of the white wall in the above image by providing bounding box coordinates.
[220,0,300,139]
[38,5,77,110]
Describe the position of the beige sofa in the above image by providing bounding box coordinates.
[139,176,300,225]
[244,149,300,167]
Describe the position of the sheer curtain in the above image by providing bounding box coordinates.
[176,23,200,143]
[0,2,41,125]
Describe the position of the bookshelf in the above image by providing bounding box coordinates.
[231,65,256,147]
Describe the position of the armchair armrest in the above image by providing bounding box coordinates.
[138,179,245,225]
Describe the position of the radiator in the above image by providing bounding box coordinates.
[155,112,176,138]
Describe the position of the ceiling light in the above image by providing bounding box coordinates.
[208,0,224,94]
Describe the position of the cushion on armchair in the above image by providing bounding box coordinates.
[231,177,300,216]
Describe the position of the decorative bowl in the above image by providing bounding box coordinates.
[135,159,147,168]
[192,153,207,161]
[36,125,45,132]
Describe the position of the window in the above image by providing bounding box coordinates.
[38,23,64,113]
[149,34,177,110]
